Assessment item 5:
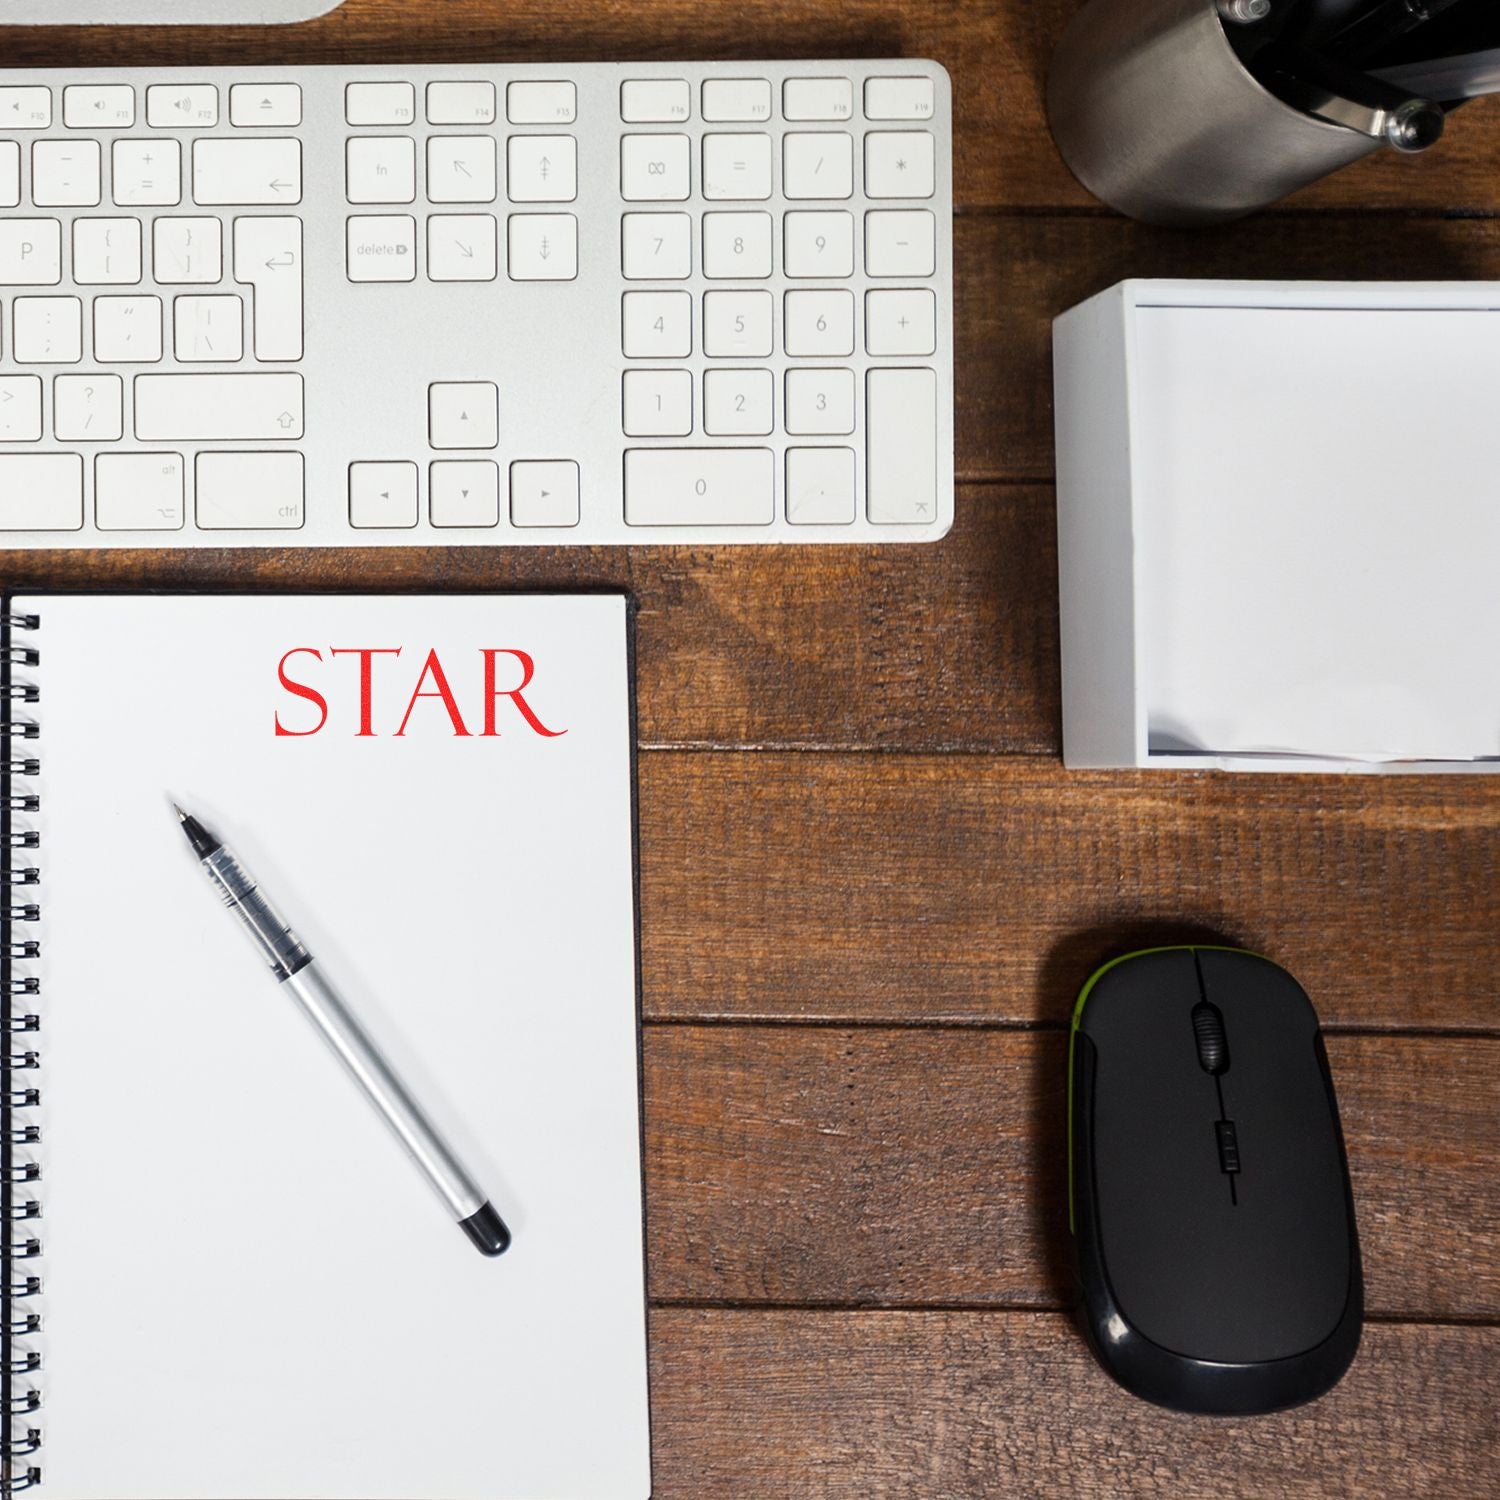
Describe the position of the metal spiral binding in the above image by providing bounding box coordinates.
[0,609,40,1493]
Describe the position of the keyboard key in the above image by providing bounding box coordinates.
[196,450,304,528]
[702,211,773,279]
[622,291,691,358]
[146,84,218,129]
[507,213,577,280]
[0,87,51,130]
[621,80,690,123]
[134,372,304,440]
[622,369,693,437]
[865,287,937,356]
[232,216,303,361]
[621,134,690,201]
[510,460,579,528]
[702,79,771,122]
[14,297,82,363]
[0,143,18,208]
[112,139,181,207]
[346,136,416,204]
[624,448,773,526]
[785,367,855,435]
[429,381,498,449]
[427,136,496,203]
[786,446,856,525]
[784,289,854,357]
[73,218,141,285]
[783,78,854,122]
[94,295,162,362]
[702,133,772,200]
[0,378,43,442]
[32,141,101,207]
[193,138,301,205]
[865,131,935,198]
[427,213,497,281]
[153,216,222,284]
[0,455,83,530]
[783,132,853,200]
[174,294,244,362]
[508,135,576,202]
[95,451,185,529]
[349,460,419,528]
[0,221,61,285]
[621,212,691,280]
[507,81,575,125]
[54,374,123,441]
[428,81,496,126]
[864,76,936,121]
[865,208,936,277]
[345,82,415,127]
[784,210,854,278]
[346,215,415,282]
[229,83,302,128]
[866,367,936,523]
[703,290,773,359]
[704,368,773,436]
[430,459,499,527]
[64,85,133,129]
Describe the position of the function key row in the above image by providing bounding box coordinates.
[0,84,303,130]
[345,81,576,128]
[619,75,935,124]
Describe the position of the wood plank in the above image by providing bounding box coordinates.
[6,1,1500,214]
[638,753,1500,1030]
[954,213,1500,482]
[644,1028,1500,1321]
[648,1310,1500,1497]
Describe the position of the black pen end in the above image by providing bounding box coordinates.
[170,801,222,859]
[460,1201,511,1257]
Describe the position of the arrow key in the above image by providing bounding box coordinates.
[510,459,579,528]
[349,461,419,529]
[429,381,498,449]
[507,134,576,203]
[427,214,497,282]
[508,213,577,282]
[431,460,499,527]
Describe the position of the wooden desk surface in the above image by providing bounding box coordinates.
[6,3,1499,1493]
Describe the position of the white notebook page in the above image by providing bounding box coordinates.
[18,594,649,1500]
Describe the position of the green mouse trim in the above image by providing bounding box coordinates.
[1067,944,1261,1234]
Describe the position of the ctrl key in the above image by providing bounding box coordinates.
[196,452,304,530]
[0,455,84,531]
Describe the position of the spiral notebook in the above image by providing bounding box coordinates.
[0,593,650,1500]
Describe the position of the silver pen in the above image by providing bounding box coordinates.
[172,804,510,1257]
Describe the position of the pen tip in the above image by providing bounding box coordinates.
[170,801,187,822]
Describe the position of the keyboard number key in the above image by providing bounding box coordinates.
[786,368,855,436]
[54,374,124,441]
[704,368,773,437]
[624,448,774,528]
[508,213,577,280]
[703,291,773,359]
[784,289,854,358]
[621,212,692,280]
[346,215,416,282]
[787,447,857,526]
[621,134,690,201]
[622,369,693,437]
[622,291,692,359]
[865,131,936,199]
[783,211,854,279]
[702,211,773,279]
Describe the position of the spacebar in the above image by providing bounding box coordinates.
[134,373,304,441]
[624,448,774,526]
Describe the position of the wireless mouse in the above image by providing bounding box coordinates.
[1069,946,1362,1414]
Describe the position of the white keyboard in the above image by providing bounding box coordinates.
[0,61,954,547]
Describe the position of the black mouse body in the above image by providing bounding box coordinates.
[1069,946,1362,1414]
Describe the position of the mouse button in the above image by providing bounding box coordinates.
[1196,950,1320,1045]
[1077,949,1200,1048]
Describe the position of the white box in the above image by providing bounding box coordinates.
[1053,279,1500,773]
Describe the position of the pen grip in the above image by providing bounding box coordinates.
[281,963,488,1222]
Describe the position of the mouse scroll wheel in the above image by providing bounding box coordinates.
[1192,1001,1230,1075]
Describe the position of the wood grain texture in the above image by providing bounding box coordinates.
[648,1310,1500,1498]
[637,754,1500,1030]
[3,0,1498,214]
[644,1028,1500,1321]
